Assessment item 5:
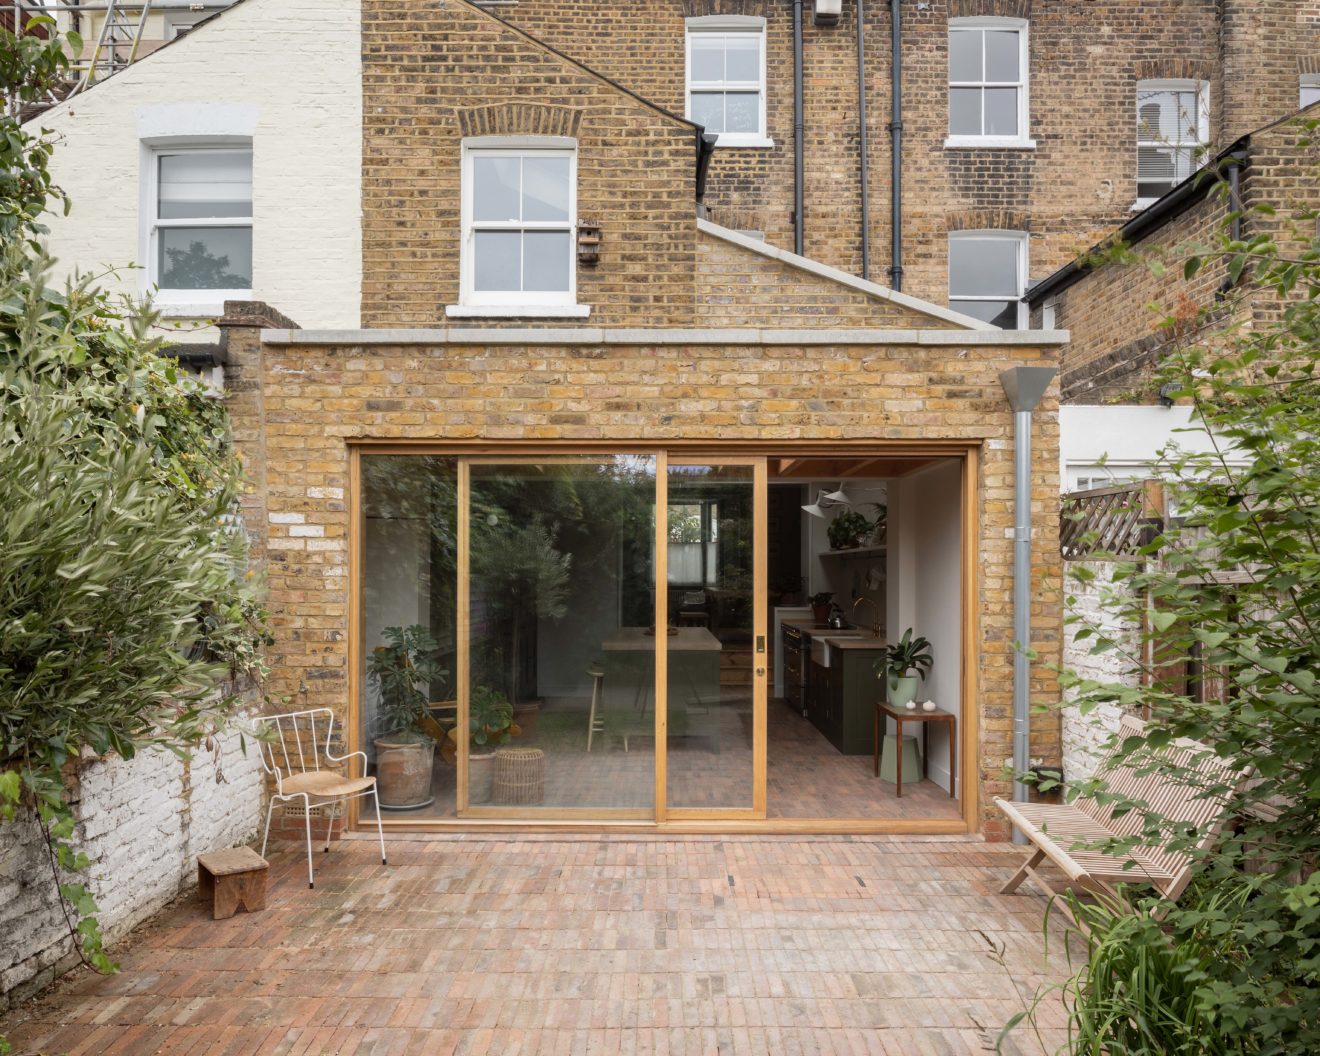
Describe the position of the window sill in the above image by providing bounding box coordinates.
[154,299,246,320]
[1131,199,1161,212]
[943,136,1036,150]
[445,304,592,319]
[710,136,775,149]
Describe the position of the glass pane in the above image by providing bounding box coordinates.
[522,155,570,222]
[949,87,981,135]
[689,35,725,82]
[949,238,1019,298]
[473,231,520,292]
[983,87,1019,135]
[1303,84,1320,108]
[468,457,658,813]
[666,463,755,810]
[948,29,981,81]
[690,91,725,132]
[158,151,251,219]
[984,30,1019,82]
[956,298,1018,329]
[724,34,760,82]
[157,226,252,289]
[360,456,459,820]
[724,92,760,134]
[472,156,521,222]
[523,231,571,293]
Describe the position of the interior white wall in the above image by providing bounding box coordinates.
[886,461,962,793]
[806,481,886,626]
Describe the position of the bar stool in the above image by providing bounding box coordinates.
[586,664,605,751]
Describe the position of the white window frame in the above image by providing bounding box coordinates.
[945,17,1034,150]
[142,142,253,314]
[685,15,773,149]
[1134,79,1210,210]
[448,136,587,319]
[947,229,1028,329]
[1301,74,1320,110]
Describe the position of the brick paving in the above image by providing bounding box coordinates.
[2,835,1072,1055]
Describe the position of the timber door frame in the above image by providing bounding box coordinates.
[345,440,982,836]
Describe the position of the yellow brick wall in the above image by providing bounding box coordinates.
[226,317,1064,838]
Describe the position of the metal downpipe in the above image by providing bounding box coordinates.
[856,0,871,280]
[793,0,805,255]
[888,0,903,291]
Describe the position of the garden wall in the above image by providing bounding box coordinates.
[0,724,264,1010]
[1061,559,1142,782]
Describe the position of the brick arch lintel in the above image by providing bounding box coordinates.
[947,1,1031,20]
[945,208,1031,233]
[1299,55,1320,76]
[457,103,583,140]
[1134,58,1213,84]
[680,0,767,17]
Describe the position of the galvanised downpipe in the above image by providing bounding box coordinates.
[998,366,1057,844]
[856,0,871,279]
[794,0,805,255]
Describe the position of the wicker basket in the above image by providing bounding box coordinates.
[492,747,545,805]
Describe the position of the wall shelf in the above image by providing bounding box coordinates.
[819,545,886,560]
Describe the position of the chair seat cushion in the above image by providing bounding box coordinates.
[282,770,376,799]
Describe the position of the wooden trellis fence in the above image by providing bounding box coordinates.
[1060,479,1166,560]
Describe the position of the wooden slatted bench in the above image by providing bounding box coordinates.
[996,714,1247,915]
[197,847,269,920]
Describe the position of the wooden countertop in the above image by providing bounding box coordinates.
[782,618,886,650]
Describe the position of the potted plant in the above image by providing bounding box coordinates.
[827,510,872,550]
[368,624,447,809]
[809,590,835,623]
[878,628,933,709]
[451,685,518,804]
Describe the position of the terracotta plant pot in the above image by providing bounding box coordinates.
[373,737,435,810]
[468,751,496,804]
[812,604,831,622]
[512,700,540,738]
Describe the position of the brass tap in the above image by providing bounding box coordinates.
[851,596,882,638]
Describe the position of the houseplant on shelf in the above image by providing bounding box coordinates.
[827,510,873,550]
[367,624,448,809]
[878,628,933,708]
[444,685,518,804]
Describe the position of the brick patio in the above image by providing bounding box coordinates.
[1,835,1073,1055]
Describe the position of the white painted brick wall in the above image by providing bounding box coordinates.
[29,0,362,342]
[1062,559,1143,782]
[0,724,264,1009]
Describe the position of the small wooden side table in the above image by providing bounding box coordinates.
[197,847,268,920]
[873,701,957,799]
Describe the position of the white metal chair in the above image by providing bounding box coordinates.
[254,707,386,888]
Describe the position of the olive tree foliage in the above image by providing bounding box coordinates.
[1008,116,1320,1054]
[1,16,268,981]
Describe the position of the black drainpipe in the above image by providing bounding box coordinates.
[887,0,903,290]
[793,0,805,255]
[856,0,871,279]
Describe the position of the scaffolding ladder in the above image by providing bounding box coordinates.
[5,1,155,100]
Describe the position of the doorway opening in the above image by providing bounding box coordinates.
[352,446,973,831]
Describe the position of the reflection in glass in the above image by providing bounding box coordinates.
[666,464,755,810]
[158,227,252,290]
[360,456,459,819]
[467,457,657,812]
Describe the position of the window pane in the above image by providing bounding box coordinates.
[984,87,1019,135]
[689,35,724,82]
[949,238,1019,298]
[1137,89,1198,143]
[1302,83,1320,108]
[690,91,725,132]
[949,87,982,135]
[474,230,521,292]
[723,92,760,133]
[523,231,571,292]
[473,156,521,223]
[724,34,760,82]
[948,30,981,81]
[984,30,1019,82]
[957,298,1018,328]
[522,155,570,222]
[158,152,251,220]
[158,226,252,289]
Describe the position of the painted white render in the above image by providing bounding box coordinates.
[31,0,362,342]
[1059,404,1225,490]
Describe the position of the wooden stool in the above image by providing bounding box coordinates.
[492,746,545,805]
[197,847,269,920]
[586,665,605,751]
